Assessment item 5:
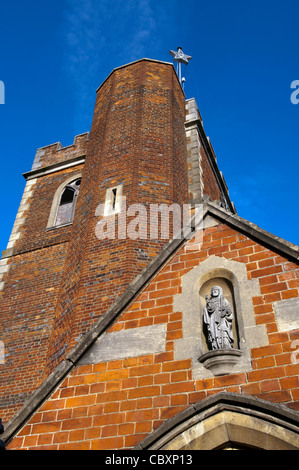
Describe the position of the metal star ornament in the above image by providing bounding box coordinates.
[169,47,192,65]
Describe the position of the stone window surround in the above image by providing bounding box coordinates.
[103,184,123,217]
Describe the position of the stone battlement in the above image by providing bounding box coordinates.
[31,132,89,171]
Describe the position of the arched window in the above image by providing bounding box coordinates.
[54,178,81,227]
[47,174,82,229]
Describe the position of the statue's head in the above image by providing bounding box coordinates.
[210,286,222,298]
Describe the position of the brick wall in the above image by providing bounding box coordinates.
[0,244,69,422]
[0,163,85,421]
[7,222,298,449]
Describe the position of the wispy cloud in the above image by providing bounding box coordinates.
[62,0,160,131]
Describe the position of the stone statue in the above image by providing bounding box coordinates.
[203,286,234,350]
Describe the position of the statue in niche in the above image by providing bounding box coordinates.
[203,286,234,350]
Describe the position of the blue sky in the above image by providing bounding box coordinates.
[0,0,298,252]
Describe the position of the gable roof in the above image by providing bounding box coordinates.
[2,202,299,444]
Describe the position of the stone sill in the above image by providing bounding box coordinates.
[199,349,243,376]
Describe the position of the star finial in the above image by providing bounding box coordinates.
[169,47,192,65]
[169,47,192,85]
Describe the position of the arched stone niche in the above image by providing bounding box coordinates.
[199,276,239,350]
[173,255,269,379]
[198,275,242,375]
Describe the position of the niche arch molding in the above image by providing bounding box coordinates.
[173,255,268,379]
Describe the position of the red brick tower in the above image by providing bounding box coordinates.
[44,59,190,373]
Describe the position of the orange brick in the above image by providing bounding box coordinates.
[65,395,96,408]
[102,424,118,437]
[104,402,120,414]
[154,351,174,363]
[281,289,298,299]
[251,344,282,358]
[213,373,246,388]
[69,429,85,442]
[96,390,127,404]
[166,330,183,340]
[280,376,299,390]
[253,356,276,369]
[85,427,101,440]
[7,438,24,450]
[41,410,57,422]
[259,275,278,286]
[72,407,88,418]
[32,422,62,434]
[23,435,39,447]
[196,378,214,390]
[171,394,188,405]
[93,362,107,373]
[162,359,191,372]
[188,391,206,404]
[93,413,125,427]
[136,397,152,409]
[251,265,283,278]
[125,434,146,448]
[40,399,65,412]
[259,390,292,403]
[162,381,194,395]
[138,376,154,387]
[148,305,173,316]
[171,370,188,382]
[123,357,138,368]
[98,369,129,381]
[106,380,122,391]
[128,385,160,399]
[241,382,261,395]
[260,282,287,295]
[268,332,289,344]
[260,379,280,392]
[129,364,161,377]
[61,417,92,431]
[59,441,90,450]
[126,408,159,423]
[258,258,275,268]
[160,405,187,420]
[153,395,170,407]
[135,421,152,433]
[91,437,124,450]
[254,304,273,315]
[247,366,285,382]
[108,360,123,370]
[285,363,299,376]
[118,422,135,435]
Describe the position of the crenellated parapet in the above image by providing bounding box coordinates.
[31,132,89,171]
